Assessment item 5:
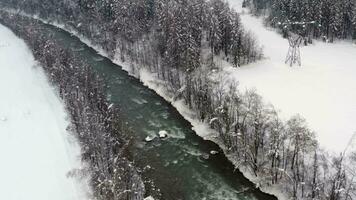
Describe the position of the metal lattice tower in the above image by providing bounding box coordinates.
[285,32,303,67]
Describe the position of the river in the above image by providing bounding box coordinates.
[39,22,277,200]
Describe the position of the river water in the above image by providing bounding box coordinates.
[40,23,276,200]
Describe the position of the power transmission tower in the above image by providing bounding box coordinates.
[285,32,303,67]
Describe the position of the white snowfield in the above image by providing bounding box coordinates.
[0,24,89,199]
[227,0,356,153]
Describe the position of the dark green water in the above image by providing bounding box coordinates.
[41,23,277,200]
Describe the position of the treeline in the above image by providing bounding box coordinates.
[0,0,262,70]
[0,11,145,200]
[3,1,356,200]
[183,67,356,200]
[245,0,356,42]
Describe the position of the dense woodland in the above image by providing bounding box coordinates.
[0,0,262,69]
[0,11,145,200]
[245,0,356,42]
[1,0,356,200]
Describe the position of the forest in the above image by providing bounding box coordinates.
[1,0,356,199]
[0,11,145,200]
[0,0,263,69]
[245,0,356,42]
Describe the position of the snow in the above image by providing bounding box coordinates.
[158,130,168,138]
[108,103,114,110]
[0,24,90,199]
[21,11,355,199]
[209,117,218,125]
[227,0,356,153]
[144,196,155,200]
[136,69,219,140]
[145,136,156,142]
[210,150,219,155]
[20,13,287,200]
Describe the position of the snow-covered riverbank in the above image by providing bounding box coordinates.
[227,0,356,153]
[4,4,356,199]
[0,24,89,200]
[10,13,280,198]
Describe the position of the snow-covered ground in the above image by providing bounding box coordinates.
[0,24,89,199]
[20,11,354,198]
[227,0,356,153]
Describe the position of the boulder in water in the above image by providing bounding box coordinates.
[158,130,168,138]
[201,153,210,160]
[210,150,219,155]
[145,136,155,142]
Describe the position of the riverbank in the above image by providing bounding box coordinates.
[227,0,356,153]
[0,12,145,200]
[25,13,355,200]
[1,9,282,200]
[0,11,281,200]
[3,5,355,200]
[0,22,89,200]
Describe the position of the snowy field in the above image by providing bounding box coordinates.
[227,0,356,153]
[0,24,89,199]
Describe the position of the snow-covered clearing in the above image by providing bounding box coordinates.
[21,11,354,199]
[0,24,89,199]
[227,0,356,153]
